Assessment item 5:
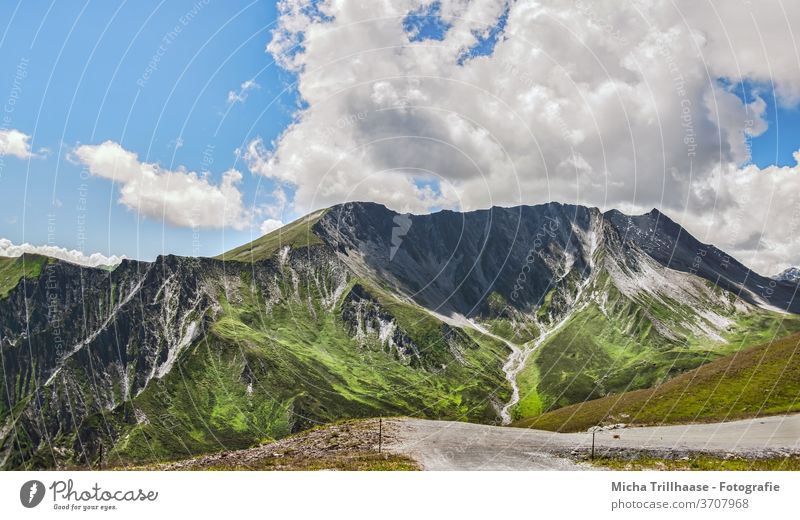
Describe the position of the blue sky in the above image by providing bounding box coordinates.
[724,78,800,168]
[0,0,294,261]
[1,1,799,269]
[750,100,800,168]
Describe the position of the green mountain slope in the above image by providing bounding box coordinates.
[1,240,510,469]
[509,293,800,421]
[0,254,49,297]
[216,209,327,262]
[3,201,800,469]
[513,332,800,432]
[110,277,509,464]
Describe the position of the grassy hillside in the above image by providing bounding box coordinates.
[514,331,800,432]
[216,210,327,262]
[591,454,800,471]
[508,271,800,421]
[105,271,510,465]
[0,254,49,297]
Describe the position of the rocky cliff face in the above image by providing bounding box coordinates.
[0,255,249,468]
[315,202,798,317]
[606,208,799,313]
[314,202,599,318]
[2,201,798,468]
[0,238,508,469]
[310,202,800,413]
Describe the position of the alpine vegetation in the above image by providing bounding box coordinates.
[1,202,799,469]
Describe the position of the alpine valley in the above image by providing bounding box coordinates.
[2,202,799,469]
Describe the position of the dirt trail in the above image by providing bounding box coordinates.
[388,414,800,470]
[388,419,591,470]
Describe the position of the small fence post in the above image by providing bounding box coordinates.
[379,417,383,454]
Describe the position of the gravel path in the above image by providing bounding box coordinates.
[388,414,800,470]
[388,419,592,470]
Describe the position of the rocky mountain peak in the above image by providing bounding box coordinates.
[774,266,800,284]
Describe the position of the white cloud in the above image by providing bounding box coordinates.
[259,218,284,235]
[680,151,800,275]
[0,238,125,267]
[244,0,800,273]
[73,140,249,229]
[227,79,260,105]
[0,129,35,159]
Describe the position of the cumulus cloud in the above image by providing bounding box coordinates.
[0,129,35,158]
[227,79,260,105]
[244,0,800,273]
[685,152,800,274]
[73,140,249,229]
[0,238,125,267]
[259,218,284,235]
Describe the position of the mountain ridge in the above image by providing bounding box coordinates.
[2,201,799,469]
[222,201,796,312]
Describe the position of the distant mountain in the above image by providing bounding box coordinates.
[774,267,800,284]
[2,202,800,469]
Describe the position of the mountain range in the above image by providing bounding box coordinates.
[2,201,799,469]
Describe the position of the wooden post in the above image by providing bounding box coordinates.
[591,429,596,461]
[379,417,383,453]
[99,441,104,470]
